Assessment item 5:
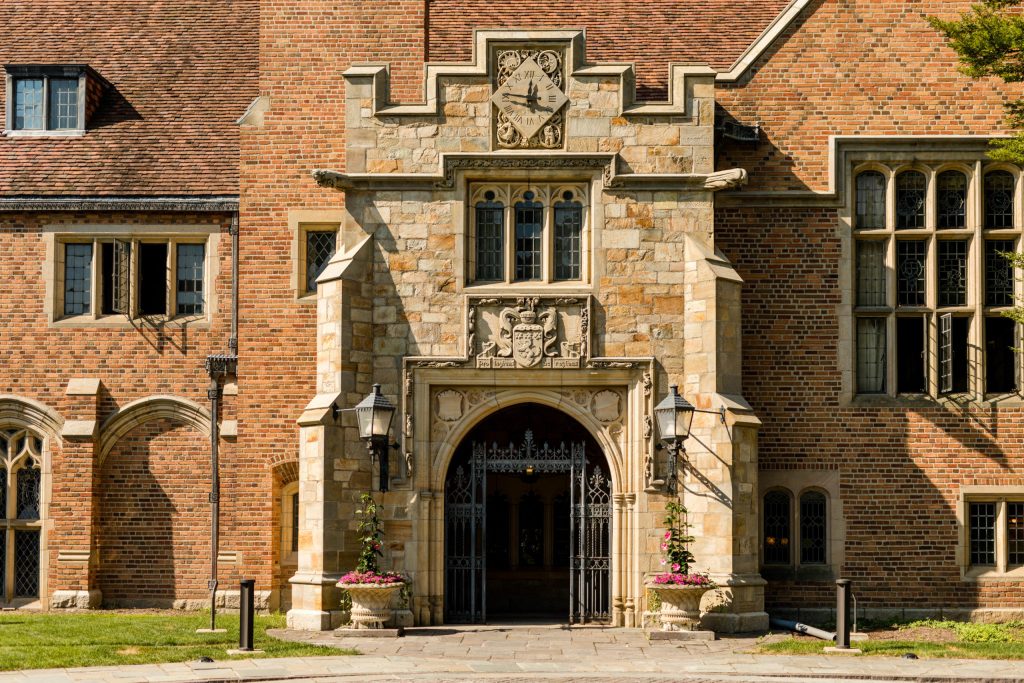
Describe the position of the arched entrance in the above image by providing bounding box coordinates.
[444,403,611,624]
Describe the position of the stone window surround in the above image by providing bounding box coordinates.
[42,224,220,327]
[288,210,344,303]
[758,470,843,581]
[453,170,605,296]
[839,155,1024,405]
[3,65,93,138]
[959,486,1024,582]
[467,182,590,287]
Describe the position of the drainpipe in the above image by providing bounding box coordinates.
[200,210,240,631]
[229,212,239,355]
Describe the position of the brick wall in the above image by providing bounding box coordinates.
[97,419,233,606]
[717,205,1024,610]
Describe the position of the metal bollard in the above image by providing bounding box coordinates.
[835,579,852,649]
[239,579,255,652]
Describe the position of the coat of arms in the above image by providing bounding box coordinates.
[497,299,557,368]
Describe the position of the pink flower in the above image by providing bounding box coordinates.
[660,542,668,551]
[664,531,672,540]
[672,563,680,571]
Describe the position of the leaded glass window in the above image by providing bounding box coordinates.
[514,192,543,281]
[763,491,791,565]
[856,318,886,393]
[985,171,1015,229]
[554,192,583,281]
[896,171,926,229]
[475,195,504,281]
[799,491,827,565]
[48,78,80,130]
[1009,502,1024,566]
[469,184,589,286]
[896,240,926,306]
[856,171,886,229]
[305,230,336,293]
[176,244,205,316]
[986,240,1016,307]
[13,79,44,130]
[856,241,886,306]
[938,240,968,307]
[0,430,44,601]
[16,459,40,520]
[970,502,996,565]
[64,243,93,316]
[937,171,967,229]
[13,532,39,598]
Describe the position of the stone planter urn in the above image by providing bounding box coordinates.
[647,583,712,631]
[344,583,405,629]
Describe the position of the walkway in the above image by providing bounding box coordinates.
[2,624,1024,682]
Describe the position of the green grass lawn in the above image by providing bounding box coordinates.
[758,620,1024,660]
[0,611,351,671]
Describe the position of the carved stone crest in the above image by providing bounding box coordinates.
[436,390,464,422]
[592,390,622,423]
[473,296,586,369]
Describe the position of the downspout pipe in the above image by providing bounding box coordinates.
[769,617,836,642]
[229,212,239,355]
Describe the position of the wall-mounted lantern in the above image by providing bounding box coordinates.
[654,385,725,494]
[353,384,397,492]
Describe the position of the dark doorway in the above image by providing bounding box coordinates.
[444,403,611,624]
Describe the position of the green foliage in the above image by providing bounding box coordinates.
[929,1,1024,163]
[355,492,384,574]
[661,501,696,574]
[0,612,349,671]
[931,3,1024,328]
[905,619,1024,643]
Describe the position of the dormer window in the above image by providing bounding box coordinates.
[4,65,106,136]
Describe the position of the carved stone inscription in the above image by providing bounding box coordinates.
[471,296,589,369]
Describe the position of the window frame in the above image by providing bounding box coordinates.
[279,481,300,567]
[299,225,338,297]
[760,486,832,571]
[849,161,1024,402]
[961,489,1024,580]
[4,65,92,137]
[47,227,217,326]
[467,182,591,288]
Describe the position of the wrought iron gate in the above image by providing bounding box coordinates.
[444,430,611,624]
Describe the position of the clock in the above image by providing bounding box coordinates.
[491,56,568,144]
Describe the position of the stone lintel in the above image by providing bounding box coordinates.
[65,378,102,396]
[60,419,97,440]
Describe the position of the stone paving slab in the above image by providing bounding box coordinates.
[2,624,1024,682]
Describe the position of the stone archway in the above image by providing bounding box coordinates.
[441,403,612,625]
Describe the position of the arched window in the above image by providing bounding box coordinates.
[799,491,828,565]
[937,170,967,229]
[855,171,886,229]
[895,170,926,229]
[985,170,1015,229]
[0,429,43,600]
[763,490,792,565]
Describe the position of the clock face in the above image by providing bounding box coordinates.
[490,57,568,141]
